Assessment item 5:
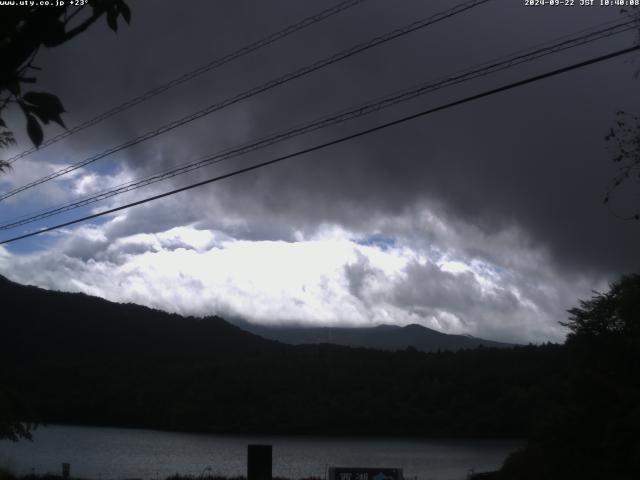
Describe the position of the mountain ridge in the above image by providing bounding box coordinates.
[0,273,284,355]
[232,319,515,352]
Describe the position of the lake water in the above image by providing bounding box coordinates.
[0,425,521,480]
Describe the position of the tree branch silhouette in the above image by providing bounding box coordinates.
[0,0,131,170]
[0,0,130,441]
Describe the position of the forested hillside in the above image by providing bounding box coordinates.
[1,275,565,437]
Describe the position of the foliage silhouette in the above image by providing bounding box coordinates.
[0,385,36,441]
[479,274,640,479]
[0,0,130,170]
[604,111,640,220]
[602,7,640,220]
[0,0,130,440]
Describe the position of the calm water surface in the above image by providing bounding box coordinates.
[0,425,521,480]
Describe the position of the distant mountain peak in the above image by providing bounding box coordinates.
[371,324,401,331]
[236,320,515,353]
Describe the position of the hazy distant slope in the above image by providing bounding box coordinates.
[234,321,515,352]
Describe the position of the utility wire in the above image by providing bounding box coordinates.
[5,0,369,165]
[0,0,491,202]
[1,19,636,231]
[4,16,629,229]
[2,18,635,228]
[2,44,637,246]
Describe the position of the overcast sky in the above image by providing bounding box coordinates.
[1,0,639,343]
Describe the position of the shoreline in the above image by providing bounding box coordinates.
[17,423,527,443]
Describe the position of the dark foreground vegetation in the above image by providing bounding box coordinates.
[1,274,639,478]
[473,274,640,480]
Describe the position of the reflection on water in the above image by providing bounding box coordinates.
[0,425,521,480]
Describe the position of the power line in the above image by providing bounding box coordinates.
[1,18,636,231]
[5,0,369,165]
[2,19,635,228]
[0,0,491,202]
[2,44,637,246]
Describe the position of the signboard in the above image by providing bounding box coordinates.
[328,467,403,480]
[247,444,272,480]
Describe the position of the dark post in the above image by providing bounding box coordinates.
[247,444,272,480]
[62,463,70,479]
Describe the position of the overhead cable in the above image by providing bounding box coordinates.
[2,44,637,245]
[5,0,370,164]
[0,0,491,201]
[1,19,636,231]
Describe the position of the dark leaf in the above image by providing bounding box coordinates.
[106,9,118,31]
[50,113,66,128]
[22,92,66,128]
[29,106,66,128]
[41,19,67,47]
[23,91,65,113]
[26,114,43,147]
[29,107,51,125]
[117,0,131,24]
